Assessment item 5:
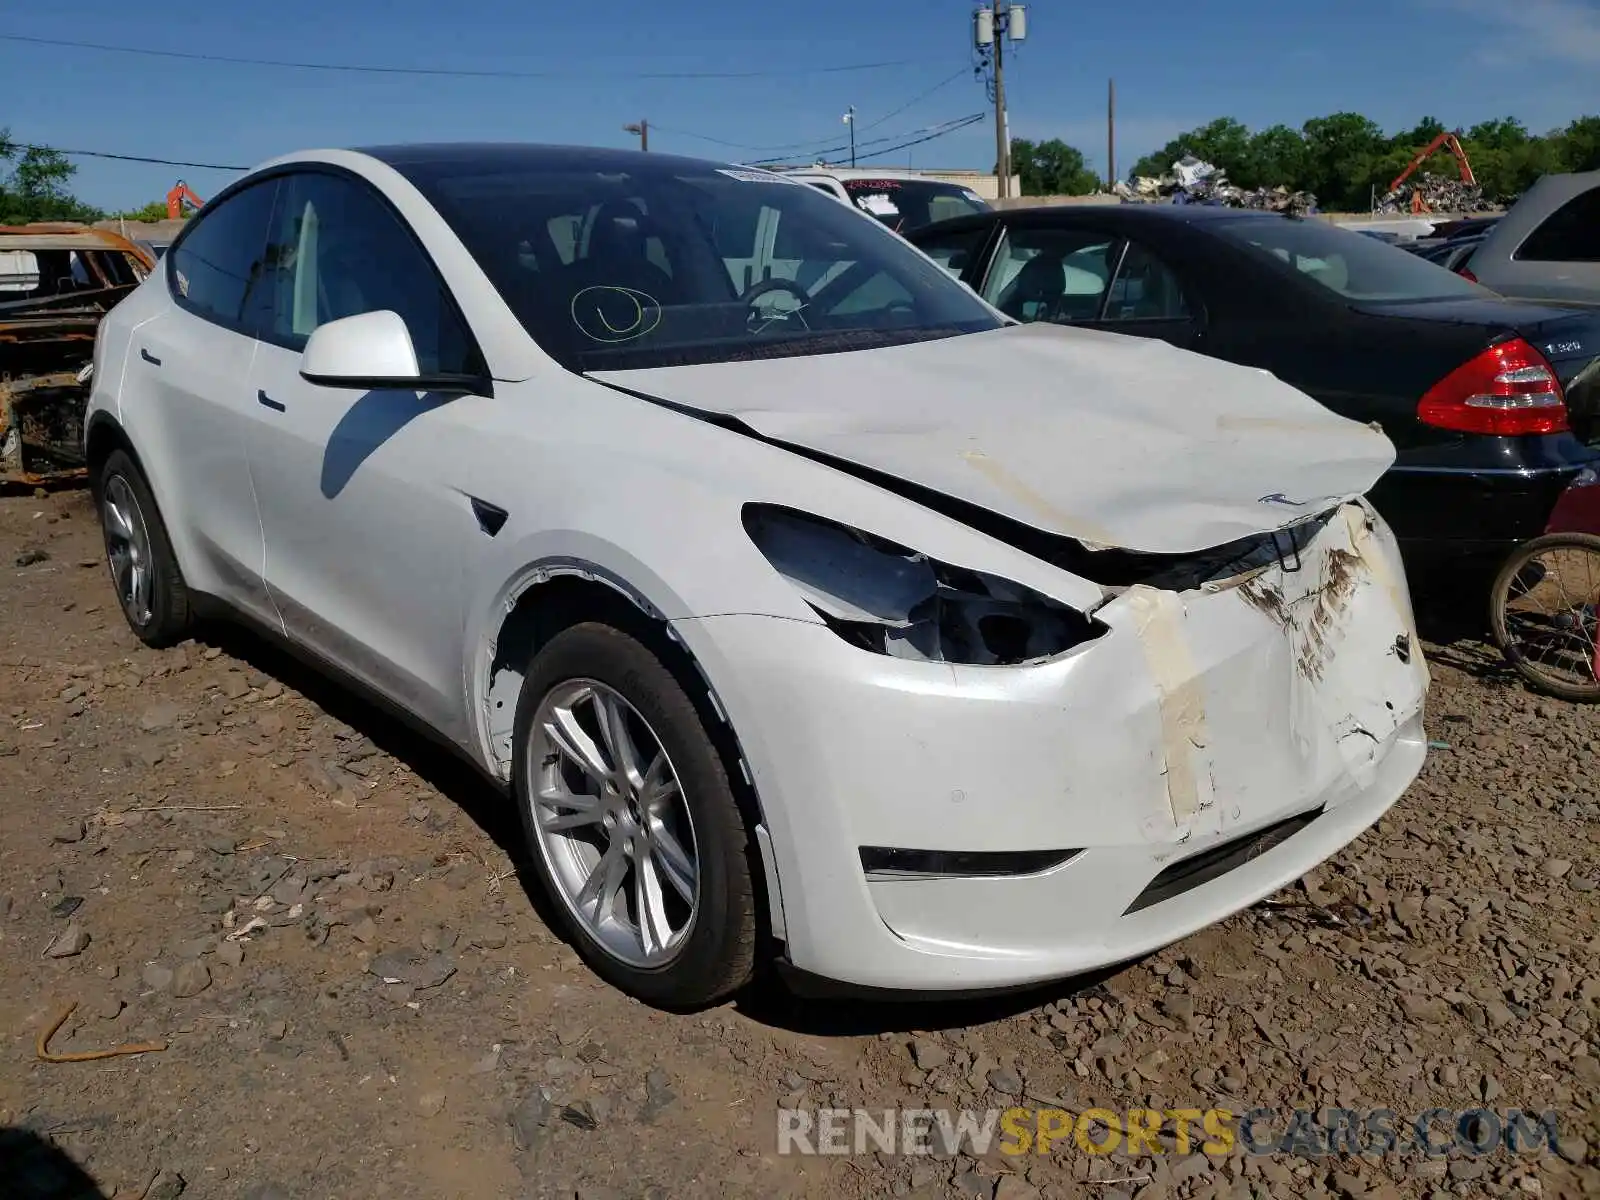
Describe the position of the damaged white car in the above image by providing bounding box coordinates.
[84,144,1429,1005]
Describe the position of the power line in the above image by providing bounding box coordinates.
[644,124,776,151]
[749,114,984,165]
[0,32,932,80]
[651,67,969,154]
[853,114,989,163]
[856,68,968,132]
[14,118,971,177]
[12,112,985,180]
[13,143,246,171]
[658,111,959,158]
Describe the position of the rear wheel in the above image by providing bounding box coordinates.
[1489,532,1600,703]
[96,449,192,647]
[512,622,757,1007]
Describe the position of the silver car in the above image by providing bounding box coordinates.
[1465,169,1600,306]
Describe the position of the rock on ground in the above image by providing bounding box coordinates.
[3,491,1599,1200]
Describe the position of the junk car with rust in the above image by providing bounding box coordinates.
[1,224,154,486]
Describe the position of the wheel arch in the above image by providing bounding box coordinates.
[84,410,140,498]
[477,560,788,948]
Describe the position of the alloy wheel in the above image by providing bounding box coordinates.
[102,474,154,627]
[525,679,700,968]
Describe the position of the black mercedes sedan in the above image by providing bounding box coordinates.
[909,205,1600,578]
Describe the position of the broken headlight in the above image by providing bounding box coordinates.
[742,504,1107,665]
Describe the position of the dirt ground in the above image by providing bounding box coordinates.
[2,488,1599,1200]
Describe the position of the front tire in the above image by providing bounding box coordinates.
[512,622,757,1007]
[96,448,192,647]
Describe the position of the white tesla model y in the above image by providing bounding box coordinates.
[85,144,1429,1006]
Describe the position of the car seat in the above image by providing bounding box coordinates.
[996,254,1066,322]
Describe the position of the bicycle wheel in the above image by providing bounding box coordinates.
[1489,532,1600,703]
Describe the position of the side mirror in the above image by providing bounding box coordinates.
[299,310,486,394]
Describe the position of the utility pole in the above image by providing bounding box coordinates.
[1107,78,1116,190]
[974,5,1026,199]
[991,33,1008,198]
[623,120,648,151]
[844,106,856,167]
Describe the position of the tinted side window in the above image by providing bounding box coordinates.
[168,179,278,328]
[1518,187,1600,263]
[914,227,989,282]
[1103,241,1192,320]
[981,226,1120,323]
[255,171,482,374]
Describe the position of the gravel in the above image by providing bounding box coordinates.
[45,923,89,958]
[4,491,1600,1200]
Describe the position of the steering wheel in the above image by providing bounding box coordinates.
[741,277,811,310]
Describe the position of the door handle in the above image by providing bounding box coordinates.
[257,390,286,412]
[139,347,161,366]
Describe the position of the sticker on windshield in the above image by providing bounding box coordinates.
[570,286,662,344]
[857,192,900,217]
[717,168,797,184]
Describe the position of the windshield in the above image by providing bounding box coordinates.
[404,161,1001,372]
[840,179,991,232]
[1213,215,1490,303]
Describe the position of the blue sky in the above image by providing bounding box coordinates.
[4,0,1597,209]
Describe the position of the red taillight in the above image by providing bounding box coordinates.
[1418,338,1568,436]
[1458,266,1478,281]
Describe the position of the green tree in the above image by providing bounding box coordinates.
[115,200,173,223]
[1300,112,1387,209]
[1008,138,1099,195]
[1557,116,1600,172]
[1129,117,1254,182]
[1243,124,1309,190]
[1392,116,1449,151]
[1466,117,1529,151]
[1116,110,1596,208]
[0,129,103,223]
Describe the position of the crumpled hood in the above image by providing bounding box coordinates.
[593,323,1396,555]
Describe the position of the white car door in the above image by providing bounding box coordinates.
[243,168,490,740]
[129,178,280,624]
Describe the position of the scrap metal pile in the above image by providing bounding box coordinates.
[1113,156,1319,216]
[1377,171,1495,214]
[0,225,153,487]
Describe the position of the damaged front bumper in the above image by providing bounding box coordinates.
[675,501,1429,991]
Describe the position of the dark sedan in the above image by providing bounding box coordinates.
[910,205,1600,576]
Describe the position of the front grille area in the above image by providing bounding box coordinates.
[1122,806,1325,915]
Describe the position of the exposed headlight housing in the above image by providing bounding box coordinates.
[742,504,1107,665]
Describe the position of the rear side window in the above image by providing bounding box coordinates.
[914,226,989,281]
[1214,216,1485,302]
[842,179,989,232]
[168,179,279,328]
[982,226,1120,323]
[1518,187,1600,263]
[1104,241,1191,320]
